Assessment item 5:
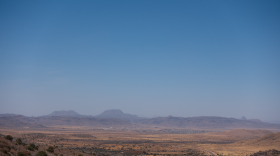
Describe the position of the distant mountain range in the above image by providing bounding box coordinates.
[4,115,130,127]
[1,109,280,130]
[138,115,280,129]
[0,113,18,116]
[95,109,141,121]
[43,110,90,117]
[43,109,141,121]
[0,116,46,128]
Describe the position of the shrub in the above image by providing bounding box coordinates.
[78,154,83,156]
[30,143,36,148]
[3,149,7,154]
[26,146,34,151]
[17,151,31,156]
[17,152,24,156]
[6,145,11,150]
[46,146,54,153]
[25,143,38,151]
[36,151,47,156]
[16,138,23,145]
[5,135,13,141]
[29,143,38,150]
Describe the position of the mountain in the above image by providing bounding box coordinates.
[248,119,262,122]
[0,115,46,128]
[45,110,88,117]
[138,116,280,129]
[33,116,131,127]
[95,109,140,121]
[0,115,130,128]
[1,110,279,130]
[0,113,18,116]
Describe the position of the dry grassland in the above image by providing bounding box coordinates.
[0,126,279,156]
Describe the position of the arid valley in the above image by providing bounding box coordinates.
[1,110,280,156]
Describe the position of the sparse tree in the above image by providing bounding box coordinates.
[5,135,13,141]
[29,143,38,150]
[16,138,23,145]
[26,146,34,151]
[17,151,31,156]
[46,146,54,153]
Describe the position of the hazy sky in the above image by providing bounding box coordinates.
[0,1,279,121]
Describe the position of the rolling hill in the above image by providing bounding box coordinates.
[236,132,280,146]
[0,116,46,128]
[138,116,280,129]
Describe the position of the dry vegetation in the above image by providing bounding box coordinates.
[0,126,280,156]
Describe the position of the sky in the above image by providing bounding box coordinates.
[0,0,280,122]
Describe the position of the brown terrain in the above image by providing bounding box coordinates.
[0,110,279,156]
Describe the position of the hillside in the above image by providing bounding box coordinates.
[0,134,103,156]
[236,132,280,146]
[0,116,46,128]
[95,109,140,121]
[212,129,272,140]
[0,115,131,128]
[250,149,280,156]
[138,116,280,129]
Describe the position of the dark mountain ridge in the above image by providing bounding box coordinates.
[95,109,141,121]
[43,110,91,117]
[0,115,46,128]
[1,109,280,130]
[32,116,130,127]
[0,113,18,116]
[0,115,130,128]
[138,116,280,129]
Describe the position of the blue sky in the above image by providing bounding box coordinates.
[0,1,279,122]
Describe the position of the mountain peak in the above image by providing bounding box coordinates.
[47,110,81,117]
[95,109,139,121]
[102,109,124,115]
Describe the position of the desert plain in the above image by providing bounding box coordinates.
[1,125,280,156]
